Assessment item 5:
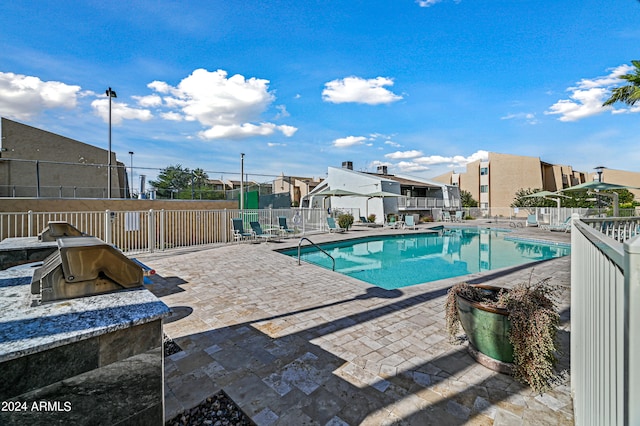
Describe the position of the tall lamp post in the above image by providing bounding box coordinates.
[594,166,606,210]
[106,87,117,198]
[128,151,134,198]
[240,153,245,210]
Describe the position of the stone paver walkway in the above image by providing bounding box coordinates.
[138,222,573,425]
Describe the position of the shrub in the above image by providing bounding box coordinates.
[445,275,560,394]
[367,214,376,223]
[337,213,354,230]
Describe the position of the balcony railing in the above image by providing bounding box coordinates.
[397,196,461,210]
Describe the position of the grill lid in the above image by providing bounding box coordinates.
[31,236,144,302]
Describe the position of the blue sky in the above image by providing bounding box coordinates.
[1,0,639,185]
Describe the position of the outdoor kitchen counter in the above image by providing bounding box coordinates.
[0,267,170,363]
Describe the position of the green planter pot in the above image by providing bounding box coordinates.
[456,285,514,373]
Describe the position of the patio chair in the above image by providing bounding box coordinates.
[403,215,417,230]
[547,217,572,233]
[327,217,346,233]
[278,216,295,236]
[526,214,539,227]
[454,211,463,222]
[442,211,452,222]
[249,221,278,241]
[385,215,400,229]
[231,218,254,241]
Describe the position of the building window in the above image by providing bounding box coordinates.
[480,167,488,175]
[480,185,488,193]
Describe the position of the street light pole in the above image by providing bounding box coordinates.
[106,87,117,198]
[128,151,134,198]
[240,153,245,210]
[594,166,606,211]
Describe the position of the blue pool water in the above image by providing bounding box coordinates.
[281,228,570,289]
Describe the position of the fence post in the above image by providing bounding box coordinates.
[27,210,33,237]
[148,209,155,253]
[159,209,165,251]
[624,235,640,424]
[105,210,112,244]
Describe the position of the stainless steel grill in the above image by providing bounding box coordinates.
[31,236,144,302]
[38,221,85,242]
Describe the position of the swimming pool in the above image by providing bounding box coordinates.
[281,228,570,289]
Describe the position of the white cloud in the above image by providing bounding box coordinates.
[267,142,287,147]
[133,94,163,107]
[322,76,402,105]
[384,140,401,147]
[412,150,489,167]
[161,111,183,121]
[148,68,297,140]
[91,98,153,125]
[500,112,538,125]
[199,123,297,140]
[397,161,430,172]
[416,0,442,7]
[0,72,81,120]
[545,64,637,122]
[274,104,290,119]
[385,150,423,159]
[333,135,368,148]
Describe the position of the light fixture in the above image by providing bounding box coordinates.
[106,87,117,198]
[594,166,605,182]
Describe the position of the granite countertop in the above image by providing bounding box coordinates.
[0,267,170,363]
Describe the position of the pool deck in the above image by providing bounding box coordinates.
[139,221,573,425]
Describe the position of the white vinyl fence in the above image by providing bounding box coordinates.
[571,214,640,425]
[0,208,329,255]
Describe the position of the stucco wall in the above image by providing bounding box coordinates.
[1,118,126,198]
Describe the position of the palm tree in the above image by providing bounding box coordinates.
[603,60,640,107]
[191,168,209,199]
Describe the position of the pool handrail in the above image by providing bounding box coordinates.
[297,237,335,271]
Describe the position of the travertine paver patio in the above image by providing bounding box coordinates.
[138,222,573,425]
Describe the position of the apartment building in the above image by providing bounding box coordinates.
[432,152,588,210]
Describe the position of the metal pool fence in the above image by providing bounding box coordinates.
[0,208,329,254]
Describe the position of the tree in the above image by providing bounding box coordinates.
[191,168,209,199]
[603,60,640,107]
[460,190,478,207]
[511,188,556,210]
[149,165,192,199]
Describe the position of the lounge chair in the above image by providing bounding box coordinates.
[231,218,254,241]
[327,217,346,233]
[526,214,539,227]
[249,221,278,241]
[442,211,452,222]
[547,217,571,233]
[454,211,463,222]
[403,215,417,230]
[386,215,400,229]
[278,216,295,236]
